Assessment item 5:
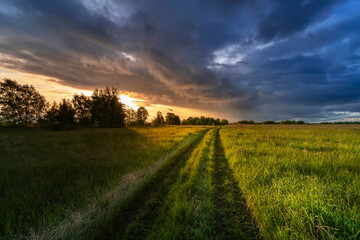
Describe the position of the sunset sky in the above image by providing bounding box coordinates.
[0,0,360,122]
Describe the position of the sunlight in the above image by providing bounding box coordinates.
[120,94,141,110]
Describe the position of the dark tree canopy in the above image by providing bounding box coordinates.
[165,112,180,125]
[220,119,229,125]
[91,87,125,127]
[136,106,149,126]
[280,120,305,124]
[238,120,254,124]
[181,116,228,125]
[0,78,47,126]
[152,111,165,126]
[45,99,76,128]
[125,108,137,126]
[72,93,92,126]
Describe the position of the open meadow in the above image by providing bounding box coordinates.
[221,125,360,239]
[1,125,359,239]
[0,126,208,239]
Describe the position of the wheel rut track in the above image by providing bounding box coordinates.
[96,129,210,240]
[212,128,262,240]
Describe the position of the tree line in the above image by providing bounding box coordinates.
[0,79,228,128]
[237,120,306,124]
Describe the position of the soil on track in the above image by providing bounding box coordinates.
[96,129,209,240]
[212,128,262,240]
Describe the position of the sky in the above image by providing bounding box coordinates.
[0,0,360,122]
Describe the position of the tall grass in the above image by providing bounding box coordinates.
[0,126,206,238]
[220,125,360,239]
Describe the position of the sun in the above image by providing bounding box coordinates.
[120,94,141,110]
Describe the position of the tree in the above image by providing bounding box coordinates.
[45,101,60,124]
[0,78,47,126]
[91,87,125,127]
[136,106,149,126]
[280,120,294,124]
[181,119,190,125]
[215,118,221,125]
[125,108,137,126]
[45,99,76,128]
[57,99,76,127]
[153,111,165,126]
[165,112,180,125]
[220,119,229,125]
[238,120,254,124]
[72,94,92,126]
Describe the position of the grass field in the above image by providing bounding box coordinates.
[221,125,360,239]
[0,126,207,238]
[1,125,360,239]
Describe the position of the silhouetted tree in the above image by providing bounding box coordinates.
[181,119,191,125]
[220,119,229,125]
[186,117,194,125]
[238,120,254,124]
[45,99,76,128]
[215,118,221,125]
[72,93,91,126]
[58,99,76,126]
[181,116,225,125]
[166,112,180,125]
[125,108,137,126]
[152,111,165,126]
[45,101,59,125]
[0,79,47,126]
[280,120,295,124]
[136,106,149,126]
[91,87,125,127]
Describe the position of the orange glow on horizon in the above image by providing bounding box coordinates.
[0,67,232,121]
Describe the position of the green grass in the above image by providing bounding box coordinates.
[220,124,360,239]
[122,127,259,240]
[0,126,207,238]
[3,124,360,240]
[211,128,261,239]
[145,128,217,240]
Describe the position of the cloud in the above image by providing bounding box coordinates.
[256,0,341,42]
[0,0,359,122]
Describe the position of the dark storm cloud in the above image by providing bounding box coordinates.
[0,0,359,121]
[257,0,341,42]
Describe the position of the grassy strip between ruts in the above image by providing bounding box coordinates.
[140,128,217,240]
[17,128,209,240]
[220,125,360,239]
